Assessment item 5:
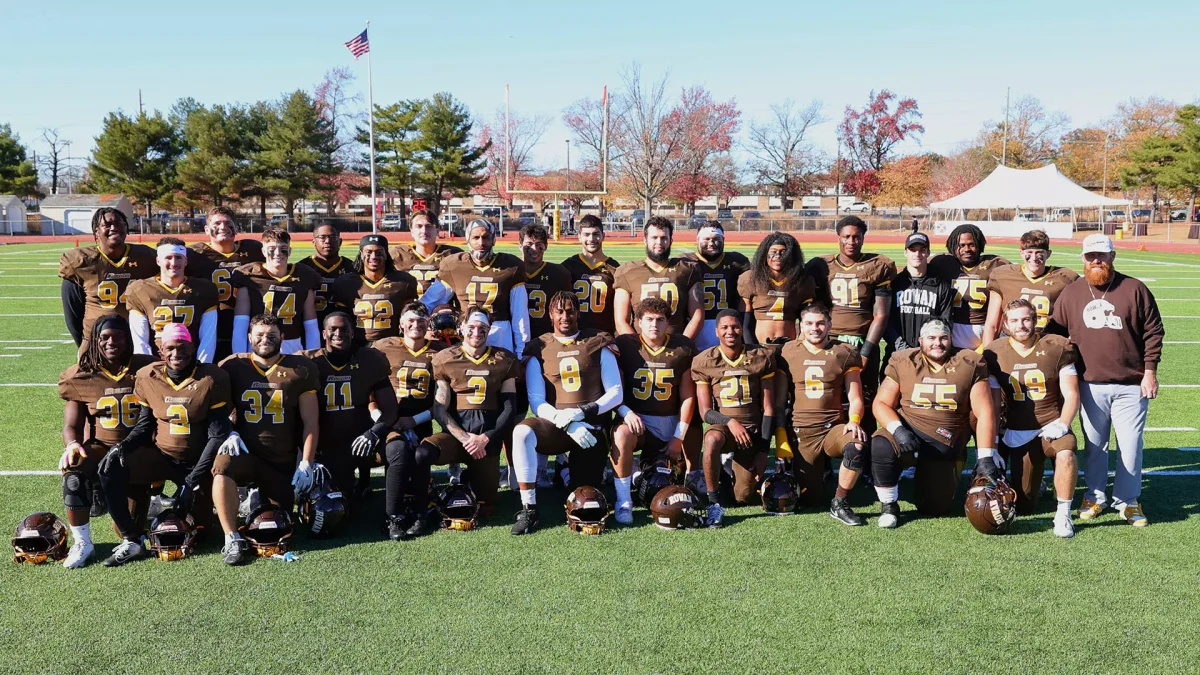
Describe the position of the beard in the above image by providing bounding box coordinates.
[646,246,671,264]
[698,243,724,262]
[1085,263,1114,286]
[470,248,492,263]
[252,340,281,359]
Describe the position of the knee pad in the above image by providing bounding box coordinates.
[63,471,92,510]
[841,442,865,471]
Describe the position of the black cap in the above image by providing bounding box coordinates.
[359,234,389,249]
[905,231,930,249]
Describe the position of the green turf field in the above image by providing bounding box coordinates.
[1,238,1198,674]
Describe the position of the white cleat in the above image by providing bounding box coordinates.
[1053,512,1075,538]
[62,540,94,569]
[615,502,633,525]
[877,502,900,529]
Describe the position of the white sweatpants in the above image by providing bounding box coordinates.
[951,323,983,351]
[1079,382,1148,507]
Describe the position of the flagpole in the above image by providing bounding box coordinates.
[366,20,378,233]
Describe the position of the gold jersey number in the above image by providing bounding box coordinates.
[559,356,581,392]
[1008,368,1046,402]
[95,394,140,430]
[353,299,394,330]
[632,367,673,401]
[263,291,297,325]
[395,367,430,400]
[910,383,958,411]
[241,389,285,424]
[574,280,608,313]
[639,282,680,315]
[717,374,752,408]
[952,279,988,310]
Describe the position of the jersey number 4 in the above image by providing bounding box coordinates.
[241,389,285,424]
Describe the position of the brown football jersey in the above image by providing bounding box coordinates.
[58,354,157,446]
[778,339,861,429]
[301,347,393,453]
[526,261,573,338]
[986,264,1079,332]
[329,271,420,342]
[221,353,321,464]
[614,258,700,334]
[231,262,322,341]
[884,347,988,451]
[432,346,521,411]
[691,345,776,424]
[390,243,463,296]
[187,240,266,340]
[806,253,897,337]
[984,335,1076,430]
[614,333,696,417]
[59,244,159,338]
[124,276,219,352]
[133,363,232,462]
[561,253,621,333]
[297,255,355,322]
[373,338,447,416]
[683,251,751,321]
[525,331,614,407]
[930,254,1011,326]
[436,252,526,322]
[736,271,818,323]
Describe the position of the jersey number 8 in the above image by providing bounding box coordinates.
[559,356,581,392]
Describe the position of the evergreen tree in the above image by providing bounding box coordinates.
[88,111,182,219]
[254,91,337,222]
[413,93,488,216]
[359,100,422,218]
[0,124,39,197]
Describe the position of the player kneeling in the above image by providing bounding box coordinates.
[692,310,778,528]
[611,297,699,525]
[97,323,234,566]
[510,291,624,535]
[402,308,521,539]
[983,298,1080,537]
[870,319,998,528]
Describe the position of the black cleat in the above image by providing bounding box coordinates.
[510,507,540,535]
[102,538,145,567]
[402,511,440,540]
[829,497,864,526]
[89,484,108,518]
[386,515,410,541]
[878,501,901,529]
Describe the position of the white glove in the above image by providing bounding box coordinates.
[1039,420,1070,440]
[59,442,83,471]
[291,460,314,493]
[566,421,597,449]
[553,407,585,429]
[218,432,247,457]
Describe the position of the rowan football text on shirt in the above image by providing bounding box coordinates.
[691,345,776,425]
[525,331,614,407]
[436,252,526,322]
[736,271,818,323]
[561,254,620,333]
[231,262,322,341]
[373,338,446,417]
[683,252,750,321]
[778,340,861,429]
[614,258,699,334]
[301,347,393,453]
[187,240,265,342]
[58,354,157,446]
[884,347,988,452]
[806,253,896,337]
[124,276,219,352]
[613,333,696,417]
[329,271,420,343]
[297,255,355,322]
[133,363,232,461]
[390,243,462,297]
[986,264,1079,331]
[525,261,573,338]
[929,254,1010,325]
[221,354,320,464]
[432,346,521,412]
[59,244,159,338]
[983,335,1076,430]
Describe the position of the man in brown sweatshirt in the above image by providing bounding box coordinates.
[1050,234,1164,527]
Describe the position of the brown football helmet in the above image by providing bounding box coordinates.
[148,512,197,561]
[439,483,479,531]
[760,471,799,515]
[965,474,1018,535]
[12,512,68,564]
[243,505,294,556]
[565,486,609,535]
[649,485,706,530]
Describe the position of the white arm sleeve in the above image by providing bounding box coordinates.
[303,318,321,351]
[129,311,152,355]
[509,284,530,356]
[593,348,624,414]
[197,309,218,363]
[419,280,453,311]
[232,314,250,354]
[1059,364,1077,378]
[526,357,558,420]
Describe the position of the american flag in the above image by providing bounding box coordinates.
[344,29,369,59]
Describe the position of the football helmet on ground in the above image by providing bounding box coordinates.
[12,512,69,564]
[243,505,294,556]
[565,486,609,535]
[439,483,479,531]
[148,511,197,561]
[650,485,706,530]
[298,465,347,537]
[965,474,1018,535]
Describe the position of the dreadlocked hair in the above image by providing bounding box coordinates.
[946,224,986,254]
[78,313,132,374]
[750,232,808,300]
[353,248,397,275]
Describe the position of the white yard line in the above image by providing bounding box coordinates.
[0,340,74,344]
[2,346,51,350]
[1160,384,1200,388]
[0,383,55,387]
[1162,316,1200,319]
[1165,341,1200,345]
[1146,427,1198,432]
[0,297,59,300]
[0,314,63,316]
[0,354,22,358]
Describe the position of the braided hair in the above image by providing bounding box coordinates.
[78,313,132,374]
[750,232,808,299]
[946,224,987,254]
[352,247,397,275]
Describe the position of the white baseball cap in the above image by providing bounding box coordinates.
[1081,234,1114,255]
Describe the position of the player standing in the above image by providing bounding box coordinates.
[929,224,1010,350]
[231,227,322,355]
[330,234,419,344]
[737,232,817,345]
[298,223,355,324]
[683,223,749,351]
[613,217,703,339]
[186,206,265,362]
[520,223,573,339]
[561,215,621,334]
[981,229,1078,344]
[389,210,462,296]
[125,237,219,363]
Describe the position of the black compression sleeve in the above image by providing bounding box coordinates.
[485,392,518,440]
[120,406,157,451]
[61,280,85,346]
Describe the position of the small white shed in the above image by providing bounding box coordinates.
[39,194,134,235]
[0,195,26,234]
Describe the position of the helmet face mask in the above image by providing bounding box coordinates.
[11,512,68,564]
[965,474,1018,534]
[299,465,347,538]
[149,512,197,561]
[565,486,609,535]
[439,484,479,531]
[649,485,705,530]
[760,472,799,515]
[633,457,681,507]
[243,506,294,556]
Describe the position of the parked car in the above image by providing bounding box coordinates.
[1103,209,1128,222]
[716,208,734,224]
[630,209,646,228]
[268,214,290,227]
[1015,212,1042,222]
[1170,209,1190,221]
[799,209,821,217]
[844,201,871,213]
[1131,208,1153,221]
[439,213,461,230]
[381,213,405,230]
[740,210,764,228]
[1050,208,1073,221]
[686,213,709,228]
[517,211,538,227]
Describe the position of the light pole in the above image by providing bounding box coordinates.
[64,141,73,194]
[566,140,571,192]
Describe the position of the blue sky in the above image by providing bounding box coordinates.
[3,0,1197,173]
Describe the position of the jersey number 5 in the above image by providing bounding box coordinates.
[911,383,957,411]
[632,368,673,401]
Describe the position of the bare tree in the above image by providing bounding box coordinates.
[611,65,690,216]
[977,95,1069,168]
[478,107,550,208]
[745,99,826,209]
[38,128,69,194]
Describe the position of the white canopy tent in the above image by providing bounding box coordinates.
[930,164,1130,239]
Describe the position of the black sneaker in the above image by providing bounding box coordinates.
[878,501,901,529]
[89,484,108,518]
[102,538,145,567]
[222,538,249,565]
[511,507,540,535]
[386,515,410,541]
[829,497,864,526]
[403,511,441,540]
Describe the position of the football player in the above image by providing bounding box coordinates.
[57,315,157,568]
[886,229,955,354]
[692,309,778,528]
[613,217,703,339]
[231,227,322,355]
[302,311,398,500]
[420,219,530,355]
[330,234,419,344]
[126,237,219,362]
[683,222,750,351]
[561,214,621,334]
[520,223,572,339]
[403,308,522,539]
[777,303,870,525]
[298,223,355,324]
[983,298,1080,537]
[374,303,446,538]
[510,291,624,535]
[929,224,1010,350]
[805,216,895,407]
[981,229,1079,344]
[215,314,320,564]
[389,209,462,296]
[58,207,157,349]
[611,297,699,524]
[96,323,234,567]
[186,206,265,362]
[870,319,999,528]
[737,232,817,345]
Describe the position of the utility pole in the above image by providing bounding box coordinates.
[65,141,72,194]
[1001,87,1010,167]
[1102,130,1110,197]
[138,89,144,116]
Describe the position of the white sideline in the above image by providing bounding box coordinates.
[0,297,59,299]
[1146,427,1197,432]
[0,314,62,317]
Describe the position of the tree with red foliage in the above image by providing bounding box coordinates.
[838,90,924,176]
[666,87,740,214]
[843,169,881,200]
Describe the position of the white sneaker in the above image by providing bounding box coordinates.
[63,540,94,569]
[615,502,633,525]
[448,464,463,485]
[1053,512,1075,538]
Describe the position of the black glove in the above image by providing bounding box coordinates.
[351,429,381,458]
[761,416,775,442]
[96,443,126,475]
[891,426,921,456]
[173,482,194,514]
[975,456,1002,481]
